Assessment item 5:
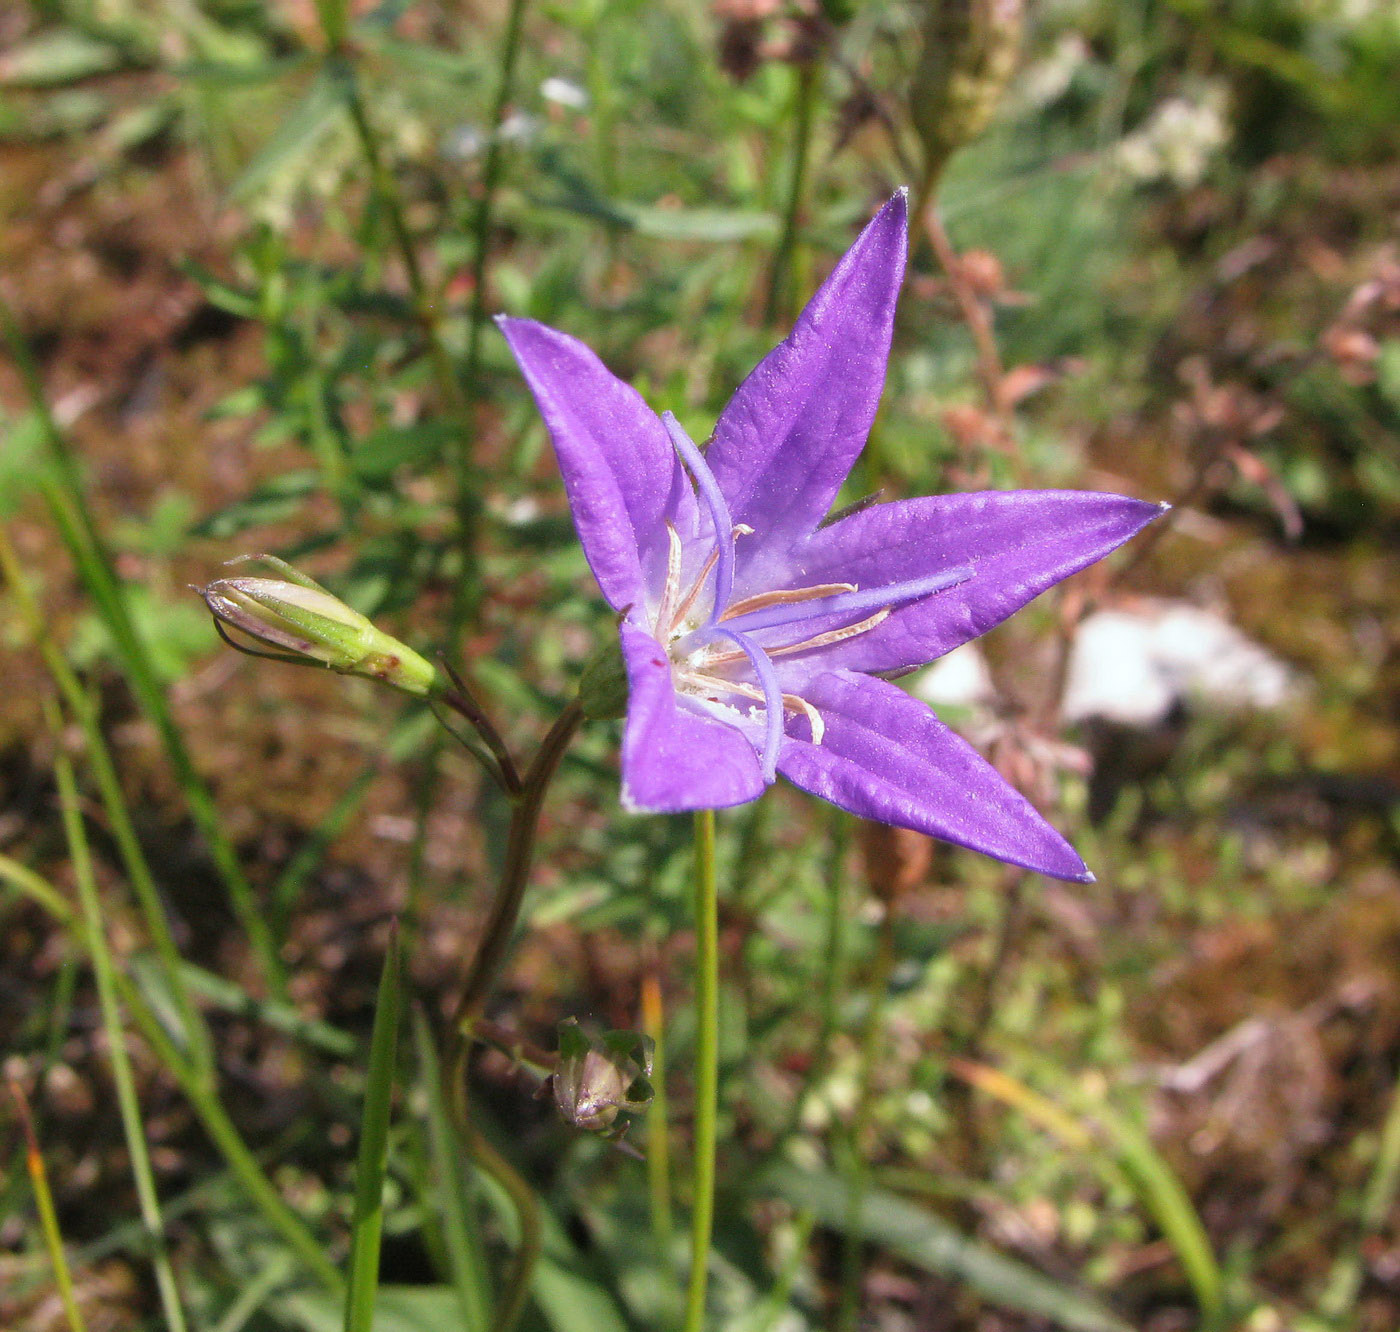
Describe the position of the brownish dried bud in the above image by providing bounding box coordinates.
[942,402,998,453]
[861,821,932,904]
[1322,324,1381,383]
[910,0,1024,178]
[957,247,1004,298]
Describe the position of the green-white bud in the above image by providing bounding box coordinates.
[552,1018,653,1137]
[197,556,437,698]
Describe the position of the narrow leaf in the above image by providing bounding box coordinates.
[412,1009,492,1330]
[344,926,404,1332]
[231,69,344,203]
[761,1163,1132,1332]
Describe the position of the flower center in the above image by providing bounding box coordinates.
[654,412,972,780]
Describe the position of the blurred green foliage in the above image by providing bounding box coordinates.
[2,0,1399,1330]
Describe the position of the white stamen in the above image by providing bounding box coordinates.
[700,609,891,669]
[682,672,826,746]
[668,547,719,636]
[654,522,684,637]
[720,582,856,622]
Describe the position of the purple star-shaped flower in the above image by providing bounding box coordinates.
[498,191,1161,881]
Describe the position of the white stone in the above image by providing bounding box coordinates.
[910,642,997,710]
[1062,601,1297,727]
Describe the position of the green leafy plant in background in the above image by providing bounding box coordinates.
[4,0,1400,1330]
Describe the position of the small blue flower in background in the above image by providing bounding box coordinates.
[499,191,1162,881]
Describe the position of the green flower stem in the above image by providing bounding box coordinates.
[683,808,720,1332]
[443,699,584,1332]
[450,700,584,1030]
[0,296,287,997]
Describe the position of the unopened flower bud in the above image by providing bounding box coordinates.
[552,1018,653,1137]
[910,0,1023,178]
[197,556,437,698]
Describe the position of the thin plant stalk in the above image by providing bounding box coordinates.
[0,521,215,1079]
[641,971,675,1260]
[344,926,403,1332]
[444,700,584,1332]
[0,295,285,995]
[682,808,720,1332]
[9,1080,89,1332]
[338,66,466,420]
[449,701,584,1030]
[909,169,1010,443]
[766,59,819,327]
[48,700,190,1332]
[453,0,530,637]
[463,0,529,385]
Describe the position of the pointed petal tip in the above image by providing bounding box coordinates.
[1010,844,1094,884]
[876,187,909,231]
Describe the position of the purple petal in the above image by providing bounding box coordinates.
[618,621,766,813]
[705,192,908,589]
[497,317,694,612]
[777,671,1091,881]
[773,491,1165,685]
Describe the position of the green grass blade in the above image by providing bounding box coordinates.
[0,855,340,1289]
[344,924,404,1332]
[122,987,342,1290]
[952,1061,1225,1326]
[761,1162,1133,1332]
[0,519,216,1078]
[49,700,190,1332]
[411,1010,492,1330]
[0,296,286,996]
[0,853,76,926]
[1094,1106,1225,1327]
[1319,1055,1400,1320]
[9,1081,89,1332]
